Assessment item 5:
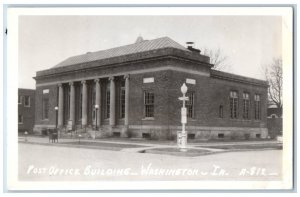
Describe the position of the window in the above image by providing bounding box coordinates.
[256,133,261,138]
[18,95,22,104]
[142,133,151,139]
[219,105,223,118]
[106,82,110,119]
[243,93,250,119]
[188,133,195,139]
[120,84,125,118]
[79,86,82,119]
[65,86,70,121]
[92,85,96,121]
[254,94,261,120]
[186,92,195,118]
[42,97,49,120]
[218,133,224,138]
[230,91,238,119]
[18,114,23,124]
[24,96,30,107]
[144,91,154,118]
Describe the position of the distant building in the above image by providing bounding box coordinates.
[267,105,282,138]
[33,36,269,140]
[18,88,35,133]
[267,105,282,118]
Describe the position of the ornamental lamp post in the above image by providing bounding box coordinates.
[95,104,99,139]
[178,83,189,152]
[24,131,28,142]
[54,106,59,138]
[54,106,58,129]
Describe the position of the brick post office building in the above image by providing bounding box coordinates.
[33,36,269,140]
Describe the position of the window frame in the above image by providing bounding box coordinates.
[254,94,261,120]
[92,84,96,121]
[120,87,126,119]
[42,97,49,120]
[230,90,239,119]
[79,86,82,120]
[105,81,110,119]
[186,91,195,119]
[219,105,224,118]
[144,91,154,118]
[24,96,30,107]
[18,95,22,104]
[242,92,250,119]
[18,114,23,124]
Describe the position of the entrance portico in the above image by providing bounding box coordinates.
[56,75,129,132]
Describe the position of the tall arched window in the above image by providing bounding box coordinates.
[106,81,110,119]
[230,91,238,119]
[254,94,261,120]
[219,105,223,118]
[243,92,250,119]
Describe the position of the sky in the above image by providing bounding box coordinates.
[18,15,282,89]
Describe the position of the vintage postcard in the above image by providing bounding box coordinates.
[5,6,294,191]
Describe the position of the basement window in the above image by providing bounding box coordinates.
[188,133,195,139]
[113,132,120,137]
[218,133,224,138]
[142,133,151,139]
[256,134,261,138]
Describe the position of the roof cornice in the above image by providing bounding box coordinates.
[35,48,211,78]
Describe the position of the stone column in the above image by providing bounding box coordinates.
[58,83,64,127]
[124,74,129,126]
[81,80,87,127]
[95,79,101,128]
[109,76,116,126]
[69,82,75,129]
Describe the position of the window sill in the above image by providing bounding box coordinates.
[142,117,155,121]
[18,123,23,124]
[241,119,252,122]
[253,120,262,122]
[229,119,260,122]
[24,105,30,107]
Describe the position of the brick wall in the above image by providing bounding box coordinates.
[33,85,58,133]
[18,89,35,133]
[126,69,268,139]
[34,53,268,139]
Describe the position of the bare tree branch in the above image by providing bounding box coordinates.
[202,47,230,71]
[264,58,283,116]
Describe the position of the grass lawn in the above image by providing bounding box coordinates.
[61,141,148,150]
[196,143,282,150]
[142,147,212,157]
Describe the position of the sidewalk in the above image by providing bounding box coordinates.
[18,135,281,155]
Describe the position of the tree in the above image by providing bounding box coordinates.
[264,58,283,116]
[202,47,230,71]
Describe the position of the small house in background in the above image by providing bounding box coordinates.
[18,88,35,133]
[267,104,282,138]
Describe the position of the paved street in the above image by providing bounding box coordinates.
[18,142,282,181]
